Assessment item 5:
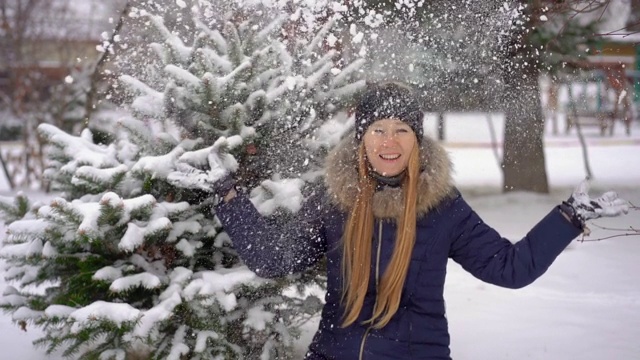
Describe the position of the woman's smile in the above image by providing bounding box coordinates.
[363,118,416,176]
[379,154,401,160]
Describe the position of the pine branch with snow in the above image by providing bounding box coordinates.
[0,193,30,225]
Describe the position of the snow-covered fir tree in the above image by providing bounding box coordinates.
[0,1,364,359]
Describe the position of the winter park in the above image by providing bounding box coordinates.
[1,1,640,359]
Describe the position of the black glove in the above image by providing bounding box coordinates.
[167,162,218,192]
[166,164,236,206]
[167,138,239,198]
[562,180,629,227]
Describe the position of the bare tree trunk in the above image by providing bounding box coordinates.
[567,85,593,179]
[498,0,552,194]
[502,61,549,193]
[84,1,131,124]
[486,114,501,167]
[0,144,14,190]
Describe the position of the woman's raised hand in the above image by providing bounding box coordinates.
[566,180,630,222]
[167,136,240,193]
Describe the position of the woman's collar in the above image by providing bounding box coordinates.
[370,170,405,189]
[324,133,456,218]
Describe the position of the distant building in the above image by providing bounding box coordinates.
[0,0,122,110]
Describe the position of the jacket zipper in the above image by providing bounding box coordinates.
[358,221,383,360]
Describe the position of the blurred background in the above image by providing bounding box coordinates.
[1,0,640,193]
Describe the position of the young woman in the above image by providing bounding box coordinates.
[207,82,629,359]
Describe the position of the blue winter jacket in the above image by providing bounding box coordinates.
[216,136,582,360]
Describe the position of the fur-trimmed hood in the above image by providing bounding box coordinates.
[324,134,455,219]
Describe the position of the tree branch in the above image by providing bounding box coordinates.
[593,19,640,37]
[576,220,640,242]
[577,232,640,242]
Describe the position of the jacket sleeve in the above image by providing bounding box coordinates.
[447,192,583,289]
[214,190,327,278]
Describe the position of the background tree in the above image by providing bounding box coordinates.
[500,0,632,192]
[498,1,552,193]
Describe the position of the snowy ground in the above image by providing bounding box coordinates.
[1,113,639,359]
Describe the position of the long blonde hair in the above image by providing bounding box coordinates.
[341,140,420,329]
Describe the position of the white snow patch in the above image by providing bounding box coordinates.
[69,301,140,333]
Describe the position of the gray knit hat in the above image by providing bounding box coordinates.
[354,82,424,142]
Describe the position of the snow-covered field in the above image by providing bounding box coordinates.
[2,114,639,359]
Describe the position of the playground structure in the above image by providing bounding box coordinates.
[545,61,637,136]
[565,61,635,136]
[544,32,640,137]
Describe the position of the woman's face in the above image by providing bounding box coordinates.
[362,118,417,177]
